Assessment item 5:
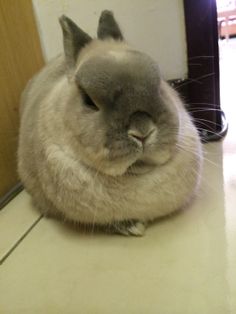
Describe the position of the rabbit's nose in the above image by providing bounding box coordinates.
[128,129,155,144]
[128,111,156,144]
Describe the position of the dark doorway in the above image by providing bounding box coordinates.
[183,0,228,141]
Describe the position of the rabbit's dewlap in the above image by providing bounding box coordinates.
[18,11,202,236]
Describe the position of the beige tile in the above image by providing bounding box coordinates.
[0,142,235,314]
[0,190,41,263]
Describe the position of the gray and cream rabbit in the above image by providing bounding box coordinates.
[18,11,202,236]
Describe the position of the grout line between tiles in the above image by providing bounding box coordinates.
[0,214,44,265]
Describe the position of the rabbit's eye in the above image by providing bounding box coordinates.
[80,88,99,111]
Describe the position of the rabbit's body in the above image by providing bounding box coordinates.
[18,13,202,235]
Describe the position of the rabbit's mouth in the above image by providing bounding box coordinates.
[101,140,157,176]
[126,159,156,175]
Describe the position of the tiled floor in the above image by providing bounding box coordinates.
[1,42,236,314]
[1,142,236,314]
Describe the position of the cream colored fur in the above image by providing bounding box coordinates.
[18,36,202,230]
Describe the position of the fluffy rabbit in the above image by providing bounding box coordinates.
[18,11,202,236]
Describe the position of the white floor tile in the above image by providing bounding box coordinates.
[0,142,235,314]
[0,190,41,264]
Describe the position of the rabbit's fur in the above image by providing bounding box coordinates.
[18,11,202,235]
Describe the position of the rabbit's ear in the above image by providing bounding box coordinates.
[97,10,123,41]
[59,15,92,71]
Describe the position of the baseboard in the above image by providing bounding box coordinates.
[0,182,24,210]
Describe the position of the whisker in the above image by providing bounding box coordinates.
[176,143,221,169]
[188,55,214,60]
[188,103,218,107]
[190,165,220,194]
[180,124,224,139]
[189,108,223,113]
[175,73,215,89]
[193,118,222,129]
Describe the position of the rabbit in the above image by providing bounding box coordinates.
[18,10,202,236]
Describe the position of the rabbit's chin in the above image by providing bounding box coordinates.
[127,160,157,175]
[93,157,137,176]
[97,163,136,177]
[86,145,174,177]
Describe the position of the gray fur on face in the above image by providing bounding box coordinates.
[72,50,178,168]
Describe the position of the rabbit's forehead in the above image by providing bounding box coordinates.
[107,50,128,61]
[76,50,160,91]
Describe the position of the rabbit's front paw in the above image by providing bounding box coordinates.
[113,220,146,237]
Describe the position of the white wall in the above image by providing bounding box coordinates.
[32,0,187,80]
